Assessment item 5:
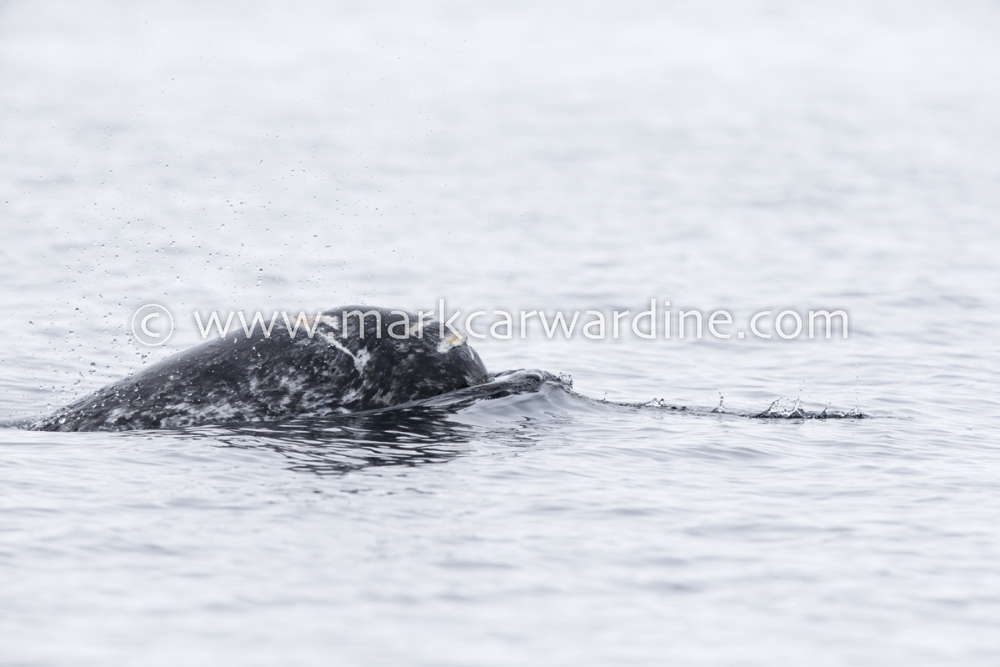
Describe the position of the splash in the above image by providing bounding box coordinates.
[628,394,866,419]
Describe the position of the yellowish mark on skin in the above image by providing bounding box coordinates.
[437,331,466,353]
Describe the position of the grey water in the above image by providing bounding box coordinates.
[2,0,1000,664]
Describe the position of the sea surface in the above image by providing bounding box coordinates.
[2,1,1000,665]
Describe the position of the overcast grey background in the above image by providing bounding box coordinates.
[2,1,1000,665]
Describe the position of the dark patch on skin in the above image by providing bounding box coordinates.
[31,306,490,432]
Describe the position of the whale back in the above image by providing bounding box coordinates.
[32,307,489,431]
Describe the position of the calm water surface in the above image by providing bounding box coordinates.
[2,1,1000,665]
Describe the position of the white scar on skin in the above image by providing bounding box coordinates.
[353,348,370,372]
[318,315,341,331]
[311,315,372,373]
[319,331,361,370]
[316,316,370,373]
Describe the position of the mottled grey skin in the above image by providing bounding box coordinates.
[31,306,489,432]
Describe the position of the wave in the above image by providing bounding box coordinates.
[415,369,867,420]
